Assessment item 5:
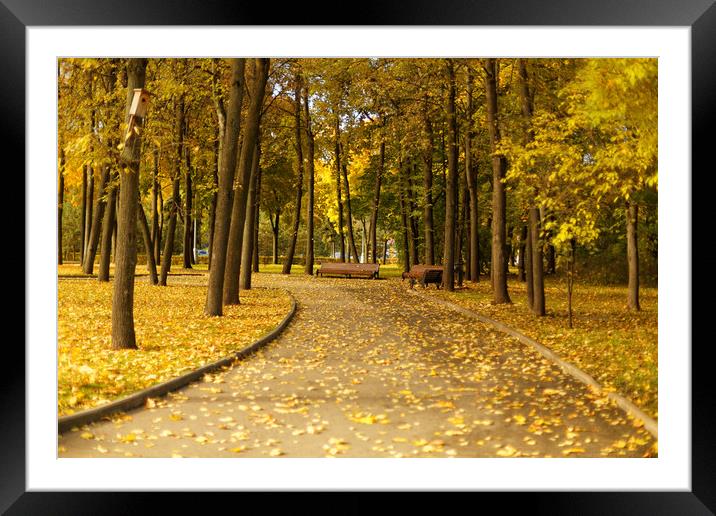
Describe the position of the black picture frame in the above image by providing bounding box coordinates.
[5,0,710,513]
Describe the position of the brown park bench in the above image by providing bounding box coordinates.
[401,264,444,288]
[316,262,380,279]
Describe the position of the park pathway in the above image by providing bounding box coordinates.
[59,274,655,458]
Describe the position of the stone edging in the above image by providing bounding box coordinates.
[58,291,297,434]
[408,288,658,440]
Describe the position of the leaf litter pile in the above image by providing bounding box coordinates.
[57,276,292,416]
[59,274,655,458]
[422,277,658,419]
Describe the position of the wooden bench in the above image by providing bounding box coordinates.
[402,264,444,288]
[316,262,380,279]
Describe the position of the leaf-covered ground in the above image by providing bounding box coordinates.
[58,277,292,416]
[59,274,655,458]
[58,263,210,277]
[419,275,658,419]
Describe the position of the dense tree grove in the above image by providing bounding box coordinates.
[58,58,657,338]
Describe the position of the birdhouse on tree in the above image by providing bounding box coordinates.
[120,88,151,163]
[129,88,150,118]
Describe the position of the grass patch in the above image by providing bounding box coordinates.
[57,278,292,416]
[421,274,658,419]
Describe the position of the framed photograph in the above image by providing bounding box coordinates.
[7,0,711,512]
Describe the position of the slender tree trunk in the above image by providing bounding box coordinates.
[80,165,87,264]
[111,57,147,350]
[407,172,420,268]
[529,207,545,315]
[466,67,479,282]
[567,239,576,328]
[399,187,411,273]
[159,94,185,286]
[484,58,511,303]
[209,65,226,271]
[159,175,181,285]
[517,58,544,315]
[224,58,269,304]
[401,157,419,268]
[422,97,435,265]
[85,169,94,259]
[525,221,534,309]
[271,211,280,265]
[205,58,246,316]
[334,116,346,262]
[82,164,110,274]
[98,170,118,282]
[183,145,193,269]
[58,148,65,265]
[627,200,641,310]
[443,59,458,291]
[458,182,468,287]
[253,160,261,273]
[518,225,527,282]
[303,85,316,275]
[138,198,159,285]
[151,149,160,266]
[283,74,304,275]
[240,141,260,289]
[342,158,360,263]
[369,138,385,264]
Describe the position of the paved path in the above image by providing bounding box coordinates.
[59,274,655,458]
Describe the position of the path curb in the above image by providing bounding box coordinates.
[408,288,658,439]
[58,292,297,434]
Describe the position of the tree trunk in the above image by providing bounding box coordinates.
[159,175,181,285]
[342,158,360,263]
[303,84,316,275]
[159,94,185,286]
[517,58,544,315]
[224,58,269,305]
[138,198,159,285]
[369,138,385,264]
[205,58,246,316]
[58,148,65,265]
[334,115,346,262]
[484,58,511,304]
[151,149,161,266]
[399,186,411,272]
[253,157,261,274]
[422,96,435,265]
[98,170,118,282]
[567,238,576,328]
[208,66,226,272]
[407,171,420,269]
[529,207,545,315]
[80,165,87,264]
[156,186,163,266]
[270,210,280,265]
[183,145,193,269]
[240,141,260,289]
[443,59,458,291]
[111,57,147,350]
[518,225,527,282]
[85,169,94,259]
[627,200,641,310]
[282,74,304,275]
[466,67,479,282]
[82,164,110,274]
[525,221,534,309]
